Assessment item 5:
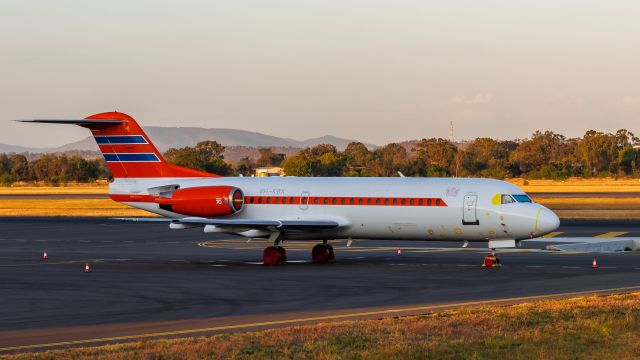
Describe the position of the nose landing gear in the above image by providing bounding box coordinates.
[482,249,502,267]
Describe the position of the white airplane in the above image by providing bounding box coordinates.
[21,112,560,265]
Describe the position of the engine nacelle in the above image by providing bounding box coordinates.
[155,186,244,217]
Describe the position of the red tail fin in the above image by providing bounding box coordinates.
[21,112,218,178]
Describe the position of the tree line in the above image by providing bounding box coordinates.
[0,153,110,185]
[165,129,640,179]
[0,129,638,184]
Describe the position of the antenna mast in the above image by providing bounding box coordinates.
[449,121,454,143]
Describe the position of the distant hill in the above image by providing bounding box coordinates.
[34,126,376,153]
[0,143,47,154]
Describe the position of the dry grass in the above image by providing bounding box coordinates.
[0,199,152,217]
[535,197,640,210]
[508,177,640,193]
[0,183,108,195]
[3,292,640,360]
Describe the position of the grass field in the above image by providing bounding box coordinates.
[0,199,151,217]
[508,177,640,193]
[0,183,108,195]
[3,291,639,360]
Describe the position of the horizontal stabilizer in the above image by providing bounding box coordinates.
[17,119,124,125]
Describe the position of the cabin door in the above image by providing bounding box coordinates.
[462,193,479,225]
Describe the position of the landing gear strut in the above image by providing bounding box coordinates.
[312,241,334,263]
[263,232,287,265]
[482,249,501,267]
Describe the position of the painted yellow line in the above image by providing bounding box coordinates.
[594,232,628,238]
[3,285,640,352]
[542,232,563,238]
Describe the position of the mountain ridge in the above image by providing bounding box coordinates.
[1,126,377,154]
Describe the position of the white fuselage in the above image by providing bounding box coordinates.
[110,176,560,242]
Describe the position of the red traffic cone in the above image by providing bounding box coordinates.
[396,248,402,256]
[42,251,48,260]
[84,262,91,273]
[592,257,598,269]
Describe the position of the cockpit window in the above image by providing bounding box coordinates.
[512,194,533,203]
[501,194,516,204]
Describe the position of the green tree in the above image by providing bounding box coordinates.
[235,157,256,176]
[256,149,285,167]
[281,154,312,176]
[412,138,457,176]
[341,142,372,176]
[575,130,619,175]
[164,140,231,175]
[369,143,411,177]
[9,154,30,181]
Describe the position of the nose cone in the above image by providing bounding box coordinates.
[537,208,560,234]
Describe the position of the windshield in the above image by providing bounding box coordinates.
[512,194,533,203]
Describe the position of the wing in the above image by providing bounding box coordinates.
[114,217,340,232]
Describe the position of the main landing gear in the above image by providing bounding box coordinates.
[263,232,287,265]
[312,241,334,264]
[262,235,335,265]
[263,246,287,265]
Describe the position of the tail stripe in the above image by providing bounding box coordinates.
[103,153,161,162]
[95,135,148,144]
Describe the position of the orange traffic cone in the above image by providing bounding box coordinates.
[84,262,91,273]
[42,251,48,260]
[396,248,402,256]
[592,257,598,269]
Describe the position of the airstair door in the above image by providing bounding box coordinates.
[462,194,479,225]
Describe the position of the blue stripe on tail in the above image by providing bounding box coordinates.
[103,153,160,162]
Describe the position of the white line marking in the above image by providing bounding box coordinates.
[123,241,134,243]
[210,264,227,267]
[456,264,477,267]
[287,260,310,263]
[562,266,581,269]
[167,242,180,244]
[599,266,617,269]
[526,265,545,268]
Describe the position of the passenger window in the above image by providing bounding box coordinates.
[501,194,516,204]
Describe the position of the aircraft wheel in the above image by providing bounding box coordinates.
[312,244,330,264]
[277,247,287,264]
[263,246,281,265]
[326,244,335,260]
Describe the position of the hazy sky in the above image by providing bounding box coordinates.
[1,0,639,148]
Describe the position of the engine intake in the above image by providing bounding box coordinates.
[155,186,244,216]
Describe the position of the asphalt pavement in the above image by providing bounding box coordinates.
[1,217,639,352]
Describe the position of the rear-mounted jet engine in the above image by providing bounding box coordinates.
[155,186,244,217]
